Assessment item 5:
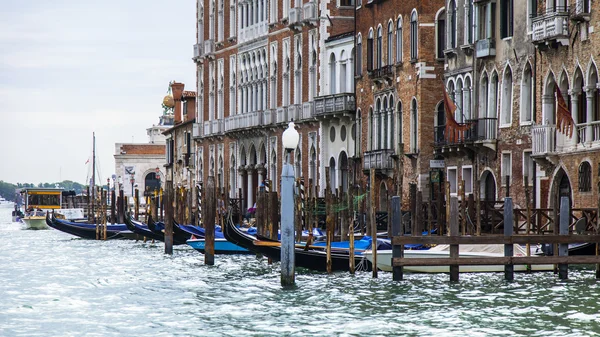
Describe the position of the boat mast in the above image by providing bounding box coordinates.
[91,132,96,222]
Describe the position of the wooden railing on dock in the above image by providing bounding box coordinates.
[390,196,600,282]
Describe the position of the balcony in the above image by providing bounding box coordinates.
[238,22,268,44]
[192,122,203,139]
[204,39,215,58]
[289,7,303,27]
[363,149,396,173]
[261,109,275,126]
[532,124,556,157]
[288,104,302,121]
[475,38,495,58]
[276,106,290,123]
[302,2,317,23]
[302,102,315,120]
[193,43,204,61]
[314,93,356,117]
[369,65,394,83]
[531,8,570,45]
[203,119,224,137]
[434,118,498,155]
[224,112,261,132]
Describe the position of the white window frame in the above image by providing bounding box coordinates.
[523,150,534,186]
[462,165,473,195]
[499,65,513,128]
[501,152,512,186]
[447,166,458,195]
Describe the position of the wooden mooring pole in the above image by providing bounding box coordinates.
[504,197,514,281]
[164,180,174,255]
[449,197,459,281]
[325,168,333,274]
[558,196,569,280]
[391,196,403,281]
[204,176,216,265]
[370,169,377,278]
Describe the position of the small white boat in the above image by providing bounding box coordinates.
[364,244,555,273]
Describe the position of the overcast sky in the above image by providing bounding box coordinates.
[0,0,196,185]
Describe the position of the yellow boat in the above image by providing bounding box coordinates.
[20,188,76,230]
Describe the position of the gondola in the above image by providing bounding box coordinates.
[222,214,372,272]
[46,213,129,240]
[147,216,192,245]
[124,216,165,242]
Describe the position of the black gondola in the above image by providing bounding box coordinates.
[141,216,190,245]
[124,216,165,242]
[46,213,128,240]
[222,214,372,272]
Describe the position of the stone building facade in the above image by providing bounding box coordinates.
[531,0,600,209]
[192,0,355,212]
[355,0,446,210]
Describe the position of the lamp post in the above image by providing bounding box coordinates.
[107,178,110,204]
[281,120,299,288]
[130,174,135,197]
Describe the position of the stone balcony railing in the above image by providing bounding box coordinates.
[192,122,203,139]
[369,65,394,80]
[363,149,395,172]
[276,106,290,123]
[193,43,204,61]
[238,22,268,44]
[314,93,356,116]
[532,8,570,44]
[224,112,261,132]
[203,119,224,137]
[302,101,315,120]
[532,124,556,156]
[261,109,276,126]
[475,38,495,58]
[302,2,317,23]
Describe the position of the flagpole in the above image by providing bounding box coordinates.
[92,132,96,223]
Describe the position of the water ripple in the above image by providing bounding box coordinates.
[2,209,600,336]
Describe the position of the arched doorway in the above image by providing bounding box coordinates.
[480,170,496,202]
[339,151,348,193]
[551,168,572,210]
[144,172,160,194]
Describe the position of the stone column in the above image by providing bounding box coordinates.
[238,165,247,210]
[569,89,581,145]
[586,86,594,144]
[247,164,255,208]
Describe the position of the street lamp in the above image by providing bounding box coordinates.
[281,120,300,288]
[130,174,135,197]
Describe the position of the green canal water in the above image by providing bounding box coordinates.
[1,208,600,337]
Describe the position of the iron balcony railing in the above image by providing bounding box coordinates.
[369,65,394,80]
[434,118,497,147]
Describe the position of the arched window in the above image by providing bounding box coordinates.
[329,157,336,193]
[579,162,592,192]
[382,96,388,148]
[376,98,382,149]
[340,50,347,93]
[339,152,348,193]
[449,0,456,48]
[410,10,418,61]
[396,17,403,64]
[435,101,445,144]
[501,67,512,126]
[490,72,498,119]
[436,9,446,59]
[356,34,363,76]
[369,107,375,150]
[376,26,383,68]
[367,29,374,72]
[389,95,395,150]
[396,101,403,149]
[387,21,393,66]
[521,63,533,124]
[329,53,337,95]
[410,98,418,153]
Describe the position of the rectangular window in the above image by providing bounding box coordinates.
[501,152,512,185]
[500,0,513,38]
[340,0,354,6]
[462,166,473,195]
[448,167,458,195]
[523,151,533,186]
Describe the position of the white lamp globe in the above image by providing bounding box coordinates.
[282,120,300,151]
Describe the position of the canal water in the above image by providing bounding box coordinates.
[1,208,600,337]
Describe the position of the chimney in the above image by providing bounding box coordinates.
[171,82,185,124]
